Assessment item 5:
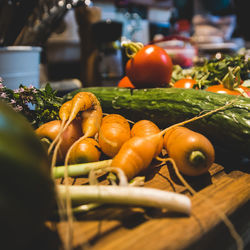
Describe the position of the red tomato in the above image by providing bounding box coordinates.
[117,76,135,88]
[206,85,250,97]
[173,79,196,89]
[125,45,173,88]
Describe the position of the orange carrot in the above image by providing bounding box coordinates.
[131,119,163,157]
[35,119,82,163]
[111,132,163,180]
[52,92,101,249]
[163,126,215,176]
[66,92,93,124]
[48,100,73,155]
[98,114,131,158]
[64,93,103,166]
[49,92,102,167]
[80,92,103,139]
[59,100,73,122]
[68,138,101,164]
[111,99,236,181]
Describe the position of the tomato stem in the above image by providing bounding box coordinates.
[122,42,144,59]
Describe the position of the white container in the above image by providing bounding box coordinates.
[0,46,42,89]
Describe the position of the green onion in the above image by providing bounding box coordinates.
[53,159,112,178]
[57,185,191,215]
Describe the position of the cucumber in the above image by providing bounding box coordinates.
[64,87,250,160]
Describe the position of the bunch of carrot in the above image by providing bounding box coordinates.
[35,91,243,250]
[36,91,217,181]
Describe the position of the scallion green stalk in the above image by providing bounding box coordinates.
[57,185,191,215]
[53,159,112,178]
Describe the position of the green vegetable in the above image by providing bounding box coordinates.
[53,159,112,179]
[0,82,62,128]
[57,184,191,215]
[171,54,250,88]
[0,100,55,249]
[64,87,250,159]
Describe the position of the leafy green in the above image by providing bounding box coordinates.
[171,54,250,89]
[0,81,62,128]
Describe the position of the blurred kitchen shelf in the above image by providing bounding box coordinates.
[100,0,173,9]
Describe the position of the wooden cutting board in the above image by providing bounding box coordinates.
[39,161,250,250]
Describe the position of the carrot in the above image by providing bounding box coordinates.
[35,119,82,163]
[48,92,93,166]
[47,100,72,155]
[98,114,131,158]
[66,92,93,127]
[111,98,236,181]
[111,133,163,180]
[80,92,103,139]
[131,119,163,157]
[64,98,240,250]
[59,100,73,122]
[47,92,103,250]
[64,93,103,166]
[52,92,94,154]
[49,92,102,167]
[68,138,101,165]
[163,126,215,176]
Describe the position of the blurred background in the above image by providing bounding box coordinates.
[0,0,249,93]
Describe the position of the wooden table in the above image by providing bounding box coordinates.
[33,159,250,250]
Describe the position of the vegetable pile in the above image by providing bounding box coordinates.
[46,89,245,249]
[117,44,250,98]
[171,53,250,97]
[1,45,249,250]
[171,54,250,88]
[65,87,250,161]
[1,84,247,249]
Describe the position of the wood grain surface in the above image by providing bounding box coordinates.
[38,162,250,250]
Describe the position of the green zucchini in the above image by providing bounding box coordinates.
[64,87,250,160]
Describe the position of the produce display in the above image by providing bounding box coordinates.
[0,47,249,250]
[41,87,248,249]
[65,87,250,160]
[119,45,250,97]
[170,54,249,89]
